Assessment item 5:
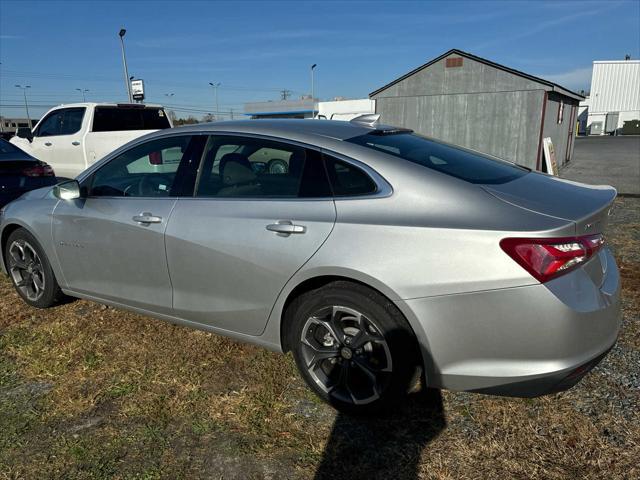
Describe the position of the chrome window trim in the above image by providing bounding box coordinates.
[191,131,393,201]
[77,130,393,201]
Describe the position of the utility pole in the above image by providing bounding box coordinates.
[230,108,234,120]
[280,89,292,100]
[118,28,133,102]
[76,88,89,101]
[15,85,31,125]
[209,82,221,120]
[310,64,317,119]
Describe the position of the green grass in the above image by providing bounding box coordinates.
[0,198,638,479]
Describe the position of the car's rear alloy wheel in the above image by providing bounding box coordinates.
[289,281,421,415]
[301,305,392,405]
[8,239,46,302]
[5,228,66,308]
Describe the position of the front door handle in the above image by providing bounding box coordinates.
[133,212,162,224]
[44,142,52,146]
[72,141,80,146]
[266,221,306,235]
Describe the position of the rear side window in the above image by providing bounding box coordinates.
[92,107,171,132]
[346,133,528,184]
[324,155,377,196]
[196,135,332,198]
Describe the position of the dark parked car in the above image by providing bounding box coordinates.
[0,139,57,207]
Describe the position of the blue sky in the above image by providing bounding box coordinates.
[1,0,639,120]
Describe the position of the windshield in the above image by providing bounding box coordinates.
[346,132,528,184]
[92,107,171,132]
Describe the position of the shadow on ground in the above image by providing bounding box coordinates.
[314,389,446,480]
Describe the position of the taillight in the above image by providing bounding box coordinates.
[500,234,605,283]
[22,164,55,177]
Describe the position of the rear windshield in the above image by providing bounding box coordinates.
[92,107,171,132]
[346,132,528,184]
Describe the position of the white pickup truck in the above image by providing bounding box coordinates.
[11,102,172,179]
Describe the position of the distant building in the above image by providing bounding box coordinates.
[0,117,37,138]
[577,97,590,136]
[586,59,640,135]
[244,97,316,119]
[316,98,375,121]
[370,49,584,170]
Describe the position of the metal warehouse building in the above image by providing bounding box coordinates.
[370,49,584,170]
[586,59,640,135]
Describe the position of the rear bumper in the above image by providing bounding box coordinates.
[396,248,621,397]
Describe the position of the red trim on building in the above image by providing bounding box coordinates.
[536,91,548,171]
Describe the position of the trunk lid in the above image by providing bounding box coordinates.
[483,172,616,235]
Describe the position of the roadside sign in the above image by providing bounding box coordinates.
[131,79,145,101]
[542,137,559,176]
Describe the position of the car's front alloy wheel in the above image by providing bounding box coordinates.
[8,239,46,302]
[5,228,66,308]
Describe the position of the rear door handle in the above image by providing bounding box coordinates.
[44,142,52,146]
[266,221,306,235]
[72,141,80,146]
[133,212,162,224]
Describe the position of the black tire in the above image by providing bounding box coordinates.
[5,228,67,308]
[287,281,422,415]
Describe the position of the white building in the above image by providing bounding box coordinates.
[316,98,375,121]
[587,59,640,135]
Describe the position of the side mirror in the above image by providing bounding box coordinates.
[53,180,82,200]
[16,127,33,142]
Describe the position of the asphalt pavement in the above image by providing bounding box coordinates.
[561,136,640,196]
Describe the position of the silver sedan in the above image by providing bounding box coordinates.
[0,118,620,414]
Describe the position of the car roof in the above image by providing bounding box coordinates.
[168,119,381,142]
[47,102,165,109]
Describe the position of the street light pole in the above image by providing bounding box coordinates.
[76,88,89,101]
[209,82,221,120]
[15,85,31,125]
[118,28,133,103]
[311,64,317,119]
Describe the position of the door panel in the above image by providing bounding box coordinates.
[34,107,87,178]
[165,198,336,335]
[50,134,203,312]
[52,197,176,312]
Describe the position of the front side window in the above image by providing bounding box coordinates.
[346,132,528,185]
[59,108,85,135]
[35,110,64,137]
[89,135,197,197]
[196,136,331,198]
[35,108,85,137]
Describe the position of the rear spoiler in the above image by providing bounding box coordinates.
[350,114,413,135]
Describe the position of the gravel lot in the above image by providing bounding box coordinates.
[0,198,638,480]
[561,136,640,196]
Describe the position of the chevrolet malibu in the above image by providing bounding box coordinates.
[0,118,620,414]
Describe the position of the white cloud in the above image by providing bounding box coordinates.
[540,67,593,90]
[474,8,606,50]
